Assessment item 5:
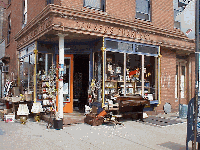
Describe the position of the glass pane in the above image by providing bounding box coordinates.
[85,0,101,9]
[23,56,29,92]
[105,52,124,98]
[143,56,155,99]
[63,58,70,102]
[38,53,46,75]
[181,66,185,98]
[136,0,149,14]
[29,54,35,92]
[126,54,141,96]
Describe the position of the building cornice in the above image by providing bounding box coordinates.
[14,4,195,51]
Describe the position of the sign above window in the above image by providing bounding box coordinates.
[105,38,158,56]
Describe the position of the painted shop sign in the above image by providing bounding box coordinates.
[17,16,194,50]
[17,17,53,48]
[75,20,151,41]
[59,17,194,50]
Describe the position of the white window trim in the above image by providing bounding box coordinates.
[22,0,27,28]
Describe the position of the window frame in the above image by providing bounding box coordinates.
[22,0,27,29]
[8,0,11,5]
[7,14,11,45]
[135,0,151,21]
[46,0,54,5]
[83,0,106,12]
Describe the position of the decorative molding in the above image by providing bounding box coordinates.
[15,4,195,52]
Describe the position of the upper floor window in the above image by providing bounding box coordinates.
[84,0,105,11]
[7,14,11,45]
[22,0,27,28]
[46,0,54,5]
[136,0,150,21]
[8,0,11,5]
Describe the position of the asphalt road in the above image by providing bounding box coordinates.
[0,117,193,150]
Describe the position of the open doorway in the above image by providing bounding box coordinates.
[73,54,89,112]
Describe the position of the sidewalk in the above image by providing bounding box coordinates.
[42,110,187,127]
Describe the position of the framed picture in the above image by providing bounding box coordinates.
[116,67,121,73]
[108,64,112,71]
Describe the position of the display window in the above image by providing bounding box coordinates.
[105,52,124,98]
[37,53,53,76]
[93,51,102,102]
[93,50,158,102]
[19,53,35,94]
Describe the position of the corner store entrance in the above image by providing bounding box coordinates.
[73,54,89,111]
[58,54,89,113]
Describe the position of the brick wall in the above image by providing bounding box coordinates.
[61,0,82,10]
[4,0,23,81]
[60,0,175,31]
[157,47,177,112]
[106,0,135,20]
[151,0,174,30]
[28,0,46,23]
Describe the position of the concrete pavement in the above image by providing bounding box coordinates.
[0,114,193,150]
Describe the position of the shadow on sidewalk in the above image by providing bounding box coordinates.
[158,141,192,150]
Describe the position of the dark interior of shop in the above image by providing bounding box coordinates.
[73,54,89,111]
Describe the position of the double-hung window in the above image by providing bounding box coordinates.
[84,0,105,11]
[7,14,11,45]
[46,0,54,5]
[136,0,150,21]
[22,0,27,28]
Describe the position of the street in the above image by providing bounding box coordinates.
[0,116,193,150]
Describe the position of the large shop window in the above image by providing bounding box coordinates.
[93,40,159,102]
[20,53,35,94]
[93,51,102,102]
[84,0,105,11]
[136,0,150,21]
[37,53,53,76]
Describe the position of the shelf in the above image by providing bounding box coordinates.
[105,87,116,88]
[105,80,124,82]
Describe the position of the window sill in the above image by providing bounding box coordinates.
[6,43,10,48]
[135,17,151,23]
[82,6,107,15]
[6,4,11,9]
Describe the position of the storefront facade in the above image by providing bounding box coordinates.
[14,4,195,114]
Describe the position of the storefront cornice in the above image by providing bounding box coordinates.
[49,5,193,43]
[14,4,53,42]
[53,25,194,52]
[14,4,195,51]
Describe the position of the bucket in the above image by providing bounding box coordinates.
[54,119,63,130]
[179,104,188,119]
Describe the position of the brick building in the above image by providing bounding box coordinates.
[2,0,195,115]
